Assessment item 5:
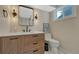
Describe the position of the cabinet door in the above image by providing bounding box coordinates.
[22,35,33,53]
[17,35,33,53]
[17,36,25,53]
[2,37,18,54]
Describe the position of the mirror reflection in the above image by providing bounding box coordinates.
[19,5,34,26]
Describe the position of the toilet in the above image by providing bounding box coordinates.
[45,33,60,53]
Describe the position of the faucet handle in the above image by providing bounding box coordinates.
[22,29,25,32]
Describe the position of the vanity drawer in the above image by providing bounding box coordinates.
[32,34,44,38]
[22,34,44,52]
[23,34,44,46]
[23,40,44,51]
[23,47,44,54]
[32,40,44,48]
[33,47,44,54]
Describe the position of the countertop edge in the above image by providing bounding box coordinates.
[0,32,45,37]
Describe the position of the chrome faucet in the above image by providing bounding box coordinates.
[22,25,31,32]
[26,25,28,32]
[26,25,31,32]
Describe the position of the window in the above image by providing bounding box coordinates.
[63,5,72,16]
[54,8,63,20]
[54,5,74,21]
[56,10,63,19]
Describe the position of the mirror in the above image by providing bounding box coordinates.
[19,5,34,26]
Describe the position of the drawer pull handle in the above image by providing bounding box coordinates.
[33,50,38,52]
[33,43,38,45]
[10,38,18,40]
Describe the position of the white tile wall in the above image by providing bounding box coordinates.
[0,5,10,33]
[0,6,49,33]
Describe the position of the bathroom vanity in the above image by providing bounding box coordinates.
[0,32,45,54]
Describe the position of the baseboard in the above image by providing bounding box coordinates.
[59,47,79,54]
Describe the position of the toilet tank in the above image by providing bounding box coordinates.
[45,33,52,39]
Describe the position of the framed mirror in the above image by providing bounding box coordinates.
[19,5,34,26]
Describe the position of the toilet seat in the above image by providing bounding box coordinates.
[45,38,59,44]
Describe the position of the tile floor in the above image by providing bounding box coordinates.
[44,49,64,54]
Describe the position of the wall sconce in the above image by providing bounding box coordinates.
[3,9,8,17]
[35,14,38,19]
[12,9,17,17]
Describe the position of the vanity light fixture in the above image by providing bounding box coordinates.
[12,9,17,17]
[35,14,38,19]
[3,9,8,17]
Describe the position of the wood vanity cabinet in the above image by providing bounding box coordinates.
[0,33,45,54]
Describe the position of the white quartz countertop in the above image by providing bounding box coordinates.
[0,32,44,37]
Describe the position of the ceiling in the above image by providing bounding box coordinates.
[27,5,56,12]
[50,5,63,9]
